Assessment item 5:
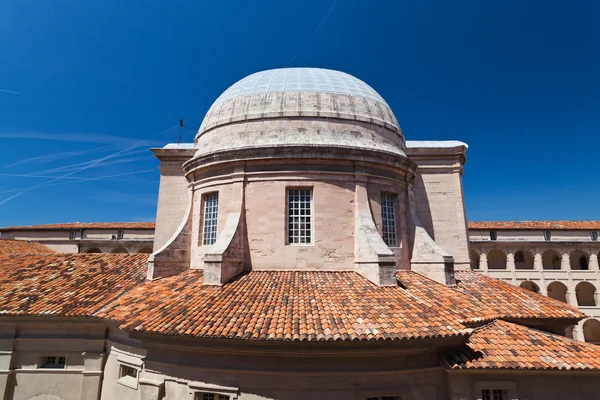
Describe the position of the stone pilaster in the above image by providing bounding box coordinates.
[480,252,488,272]
[534,252,543,270]
[589,254,599,270]
[507,253,515,270]
[561,252,570,270]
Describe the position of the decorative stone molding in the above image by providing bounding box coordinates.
[147,192,193,280]
[202,170,248,286]
[353,177,396,286]
[407,189,456,286]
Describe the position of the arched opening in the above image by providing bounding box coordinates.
[471,250,480,270]
[487,249,507,269]
[514,250,534,269]
[576,282,596,306]
[570,250,590,270]
[542,249,562,270]
[139,248,153,254]
[519,280,540,294]
[85,248,102,253]
[565,326,574,339]
[583,319,600,344]
[110,247,128,254]
[547,281,568,303]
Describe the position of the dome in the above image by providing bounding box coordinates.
[197,68,401,137]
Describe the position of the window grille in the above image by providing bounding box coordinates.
[287,189,312,244]
[591,231,598,241]
[366,397,401,400]
[202,193,219,245]
[381,194,397,246]
[69,230,77,240]
[194,393,231,400]
[41,356,66,369]
[490,231,497,241]
[481,389,506,400]
[544,231,551,241]
[117,230,124,240]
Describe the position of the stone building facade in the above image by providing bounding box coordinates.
[1,68,600,400]
[0,222,155,254]
[469,221,600,344]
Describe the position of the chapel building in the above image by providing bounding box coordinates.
[1,68,600,400]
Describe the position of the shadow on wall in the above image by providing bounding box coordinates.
[413,175,435,240]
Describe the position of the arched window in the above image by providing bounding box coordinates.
[514,250,534,269]
[85,248,102,253]
[514,251,524,263]
[471,250,481,270]
[583,319,600,344]
[110,247,128,254]
[519,281,540,294]
[570,250,590,270]
[547,281,568,303]
[542,249,561,270]
[576,282,596,306]
[487,249,507,269]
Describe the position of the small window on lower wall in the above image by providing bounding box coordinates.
[481,389,506,400]
[40,356,66,369]
[194,394,231,400]
[366,397,402,400]
[117,363,139,389]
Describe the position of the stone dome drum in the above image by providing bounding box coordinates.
[192,68,406,159]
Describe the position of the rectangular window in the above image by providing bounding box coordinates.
[591,231,598,241]
[194,394,231,400]
[69,230,77,240]
[490,231,497,241]
[381,194,397,247]
[287,188,312,244]
[481,389,506,400]
[119,365,137,378]
[40,356,66,369]
[544,231,551,241]
[117,230,124,240]
[202,193,219,245]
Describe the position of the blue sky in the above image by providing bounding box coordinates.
[0,0,598,226]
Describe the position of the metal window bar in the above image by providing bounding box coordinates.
[381,194,397,247]
[202,193,219,245]
[481,389,506,400]
[287,189,312,244]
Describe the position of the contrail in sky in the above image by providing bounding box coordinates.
[0,89,19,94]
[283,0,341,67]
[0,145,142,205]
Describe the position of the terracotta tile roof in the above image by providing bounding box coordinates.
[0,254,147,316]
[0,239,54,255]
[454,270,584,321]
[99,270,472,341]
[0,222,155,231]
[397,271,499,324]
[468,221,600,230]
[443,319,600,370]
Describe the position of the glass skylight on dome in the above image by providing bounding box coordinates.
[213,68,388,105]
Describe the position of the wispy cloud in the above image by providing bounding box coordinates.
[0,169,157,194]
[38,154,149,175]
[0,131,161,147]
[3,145,116,168]
[0,145,145,206]
[0,89,19,95]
